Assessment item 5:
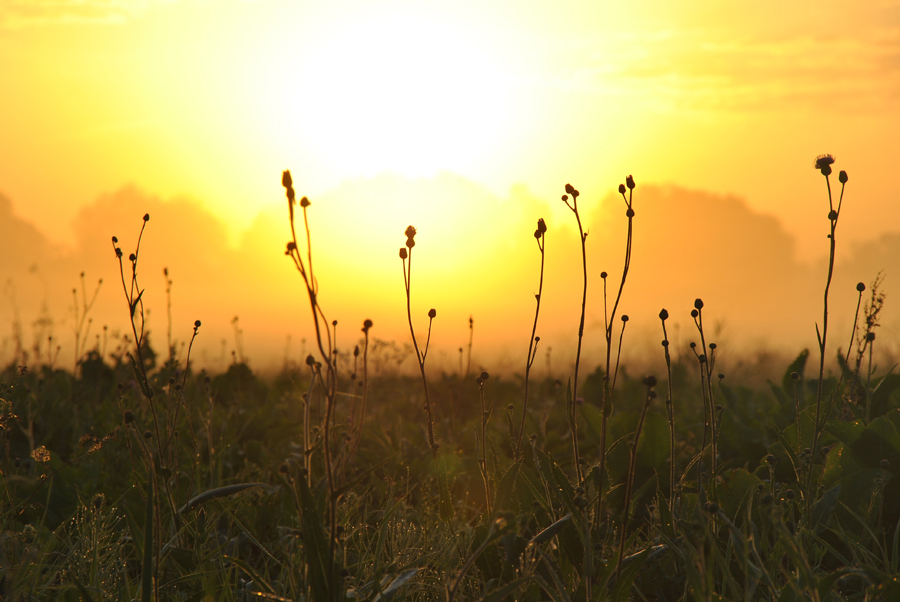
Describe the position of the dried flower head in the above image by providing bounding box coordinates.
[282,170,293,188]
[618,184,626,194]
[428,308,437,319]
[399,248,408,260]
[626,174,635,190]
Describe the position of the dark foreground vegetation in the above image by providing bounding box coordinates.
[2,157,900,601]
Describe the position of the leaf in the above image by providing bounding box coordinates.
[530,514,572,546]
[298,477,340,602]
[130,289,144,318]
[612,547,650,602]
[782,350,809,396]
[492,460,522,515]
[437,456,454,522]
[177,482,268,514]
[811,484,841,533]
[373,569,419,602]
[479,577,531,602]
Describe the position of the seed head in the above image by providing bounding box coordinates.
[305,354,316,366]
[866,332,876,342]
[129,253,136,262]
[626,175,635,190]
[363,319,373,332]
[691,309,699,318]
[709,343,717,350]
[626,207,635,218]
[428,308,436,319]
[828,210,838,221]
[814,154,835,172]
[282,170,293,188]
[839,170,848,184]
[600,271,608,279]
[618,184,626,194]
[143,213,150,222]
[300,196,310,207]
[659,308,668,320]
[405,225,417,239]
[194,320,201,328]
[353,345,359,358]
[111,236,118,243]
[621,315,629,322]
[564,183,579,197]
[857,282,866,292]
[537,218,547,234]
[694,298,704,310]
[399,248,408,260]
[480,371,489,381]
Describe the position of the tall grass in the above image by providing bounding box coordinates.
[2,157,900,601]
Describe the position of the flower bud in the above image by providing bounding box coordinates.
[194,320,201,328]
[857,282,866,292]
[694,298,704,310]
[839,170,848,184]
[659,309,669,320]
[428,308,436,319]
[626,175,635,189]
[282,170,293,188]
[618,184,626,194]
[399,248,408,259]
[143,213,150,222]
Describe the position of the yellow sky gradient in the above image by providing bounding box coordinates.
[1,0,898,373]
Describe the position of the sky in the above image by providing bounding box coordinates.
[1,0,898,374]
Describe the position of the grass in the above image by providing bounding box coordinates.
[1,158,900,601]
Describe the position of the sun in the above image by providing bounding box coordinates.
[262,12,515,180]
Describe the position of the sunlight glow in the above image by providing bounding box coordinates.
[272,13,514,179]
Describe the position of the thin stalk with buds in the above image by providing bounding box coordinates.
[399,225,439,458]
[561,184,587,481]
[282,170,340,579]
[659,309,677,512]
[514,218,547,460]
[596,176,637,518]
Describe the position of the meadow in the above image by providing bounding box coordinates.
[2,156,899,601]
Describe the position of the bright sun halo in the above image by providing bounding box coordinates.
[284,14,512,178]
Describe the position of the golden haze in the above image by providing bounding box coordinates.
[0,0,898,373]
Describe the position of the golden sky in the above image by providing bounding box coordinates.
[1,0,898,372]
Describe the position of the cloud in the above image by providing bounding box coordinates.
[548,28,900,114]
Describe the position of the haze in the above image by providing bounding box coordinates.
[1,0,898,374]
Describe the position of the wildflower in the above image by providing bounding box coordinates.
[814,154,835,176]
[31,446,51,463]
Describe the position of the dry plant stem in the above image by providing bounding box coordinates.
[616,383,654,581]
[598,184,635,514]
[112,220,164,451]
[660,313,676,512]
[72,272,102,375]
[515,225,545,460]
[402,246,438,459]
[812,173,845,460]
[162,323,200,463]
[693,308,716,484]
[347,322,372,467]
[283,176,339,570]
[466,316,474,379]
[478,380,491,514]
[562,188,587,482]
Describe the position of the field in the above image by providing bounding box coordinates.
[2,161,900,601]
